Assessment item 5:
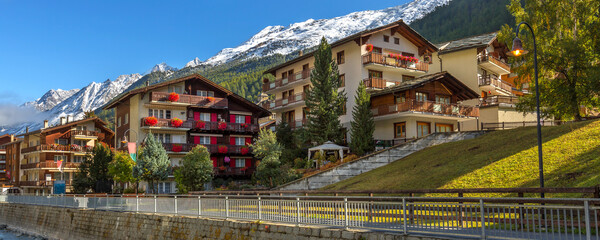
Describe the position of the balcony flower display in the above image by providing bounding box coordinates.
[387,53,419,63]
[240,146,249,155]
[240,123,249,128]
[195,120,206,129]
[170,118,183,128]
[70,144,80,151]
[168,92,180,102]
[144,116,158,126]
[219,166,226,171]
[172,144,183,152]
[224,156,230,163]
[218,145,228,153]
[241,166,249,172]
[218,122,227,130]
[207,96,215,102]
[366,44,374,52]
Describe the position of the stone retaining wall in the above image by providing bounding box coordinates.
[0,203,447,240]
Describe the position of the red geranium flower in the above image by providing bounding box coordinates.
[172,144,183,152]
[170,118,183,128]
[168,92,180,102]
[218,122,227,130]
[240,146,249,155]
[144,116,158,126]
[218,145,228,153]
[366,44,374,52]
[207,96,215,102]
[196,120,206,129]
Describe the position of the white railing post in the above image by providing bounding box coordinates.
[480,199,486,239]
[136,196,139,213]
[402,198,408,234]
[198,196,202,216]
[296,197,301,225]
[154,195,157,213]
[585,200,592,240]
[258,197,262,220]
[344,198,349,228]
[105,194,109,210]
[174,196,178,215]
[225,196,229,219]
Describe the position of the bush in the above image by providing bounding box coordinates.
[293,158,306,169]
[342,154,358,163]
[327,154,338,164]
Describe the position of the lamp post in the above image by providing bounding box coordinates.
[121,128,140,194]
[507,21,544,198]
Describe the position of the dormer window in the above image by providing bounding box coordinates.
[394,37,400,44]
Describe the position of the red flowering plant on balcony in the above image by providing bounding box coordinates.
[195,120,206,129]
[217,145,228,153]
[240,123,249,128]
[168,92,180,102]
[241,166,249,172]
[207,96,215,102]
[387,53,419,63]
[144,116,158,126]
[218,122,227,130]
[366,44,374,52]
[170,118,183,128]
[219,166,226,171]
[240,146,249,155]
[171,144,183,152]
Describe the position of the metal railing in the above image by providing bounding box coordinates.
[262,93,305,110]
[262,69,312,92]
[2,194,600,239]
[480,95,521,106]
[150,92,228,109]
[371,99,479,118]
[481,120,563,130]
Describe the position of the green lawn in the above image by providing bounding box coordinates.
[322,119,600,198]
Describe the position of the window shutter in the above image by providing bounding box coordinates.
[245,159,251,168]
[194,112,200,121]
[211,113,217,122]
[245,137,252,145]
[230,137,236,145]
[230,159,236,168]
[194,136,200,144]
[210,137,217,145]
[245,116,251,124]
[211,157,217,167]
[230,115,236,123]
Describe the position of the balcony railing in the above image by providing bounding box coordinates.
[141,118,259,132]
[140,118,195,128]
[262,93,305,110]
[263,69,312,92]
[70,130,105,139]
[20,161,81,170]
[21,144,94,154]
[150,92,228,109]
[363,77,400,89]
[19,180,73,187]
[477,53,510,72]
[213,167,255,176]
[478,75,513,93]
[480,95,520,106]
[362,52,429,72]
[371,99,479,118]
[162,143,252,155]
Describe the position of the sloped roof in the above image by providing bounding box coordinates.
[369,71,480,100]
[18,117,114,137]
[264,20,438,75]
[436,32,498,54]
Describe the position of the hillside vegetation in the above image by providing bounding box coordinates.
[323,119,600,197]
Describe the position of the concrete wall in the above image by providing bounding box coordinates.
[0,203,445,240]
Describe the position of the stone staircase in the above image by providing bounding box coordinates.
[277,131,488,190]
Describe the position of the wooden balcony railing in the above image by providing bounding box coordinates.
[477,53,510,72]
[70,130,105,139]
[263,69,312,92]
[21,161,81,170]
[478,75,513,93]
[363,77,400,89]
[19,180,73,187]
[21,144,94,154]
[213,167,255,176]
[262,93,305,110]
[141,118,259,132]
[162,143,252,155]
[150,92,228,108]
[480,96,520,106]
[362,52,429,72]
[371,99,479,118]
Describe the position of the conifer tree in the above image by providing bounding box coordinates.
[350,81,375,156]
[174,145,213,193]
[133,133,171,194]
[304,37,347,145]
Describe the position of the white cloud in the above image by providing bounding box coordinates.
[0,103,46,126]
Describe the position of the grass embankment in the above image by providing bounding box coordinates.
[323,119,600,197]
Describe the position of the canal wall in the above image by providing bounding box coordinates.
[0,203,447,240]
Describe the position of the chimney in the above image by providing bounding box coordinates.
[299,50,303,56]
[60,117,66,125]
[146,81,150,87]
[26,126,29,133]
[43,120,49,129]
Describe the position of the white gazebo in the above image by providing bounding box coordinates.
[308,141,350,167]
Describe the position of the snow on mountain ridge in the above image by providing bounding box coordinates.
[145,63,177,75]
[24,88,80,111]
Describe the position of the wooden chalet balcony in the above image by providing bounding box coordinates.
[162,143,252,155]
[480,95,520,106]
[21,161,81,170]
[478,75,513,94]
[371,100,479,118]
[362,52,429,72]
[262,93,305,111]
[141,118,259,132]
[477,53,510,74]
[363,77,400,89]
[150,92,228,109]
[141,118,195,128]
[21,144,94,154]
[69,130,105,139]
[213,167,255,177]
[263,69,312,93]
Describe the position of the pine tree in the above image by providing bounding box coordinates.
[174,145,214,192]
[305,37,347,145]
[350,81,375,156]
[133,133,171,194]
[88,143,114,193]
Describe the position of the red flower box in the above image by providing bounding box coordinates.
[196,120,206,129]
[218,122,227,130]
[207,96,215,102]
[240,146,249,155]
[172,144,183,152]
[144,116,158,126]
[366,44,374,52]
[240,123,249,128]
[219,166,226,171]
[241,167,249,171]
[218,145,228,153]
[168,92,180,102]
[170,118,183,128]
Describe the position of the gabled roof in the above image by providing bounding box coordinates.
[103,74,271,118]
[18,117,114,137]
[436,32,498,54]
[264,20,438,75]
[370,71,480,101]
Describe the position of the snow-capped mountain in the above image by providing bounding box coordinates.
[24,88,80,111]
[189,0,450,66]
[145,63,177,75]
[184,57,203,68]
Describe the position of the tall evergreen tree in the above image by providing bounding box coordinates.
[133,133,170,194]
[304,37,347,145]
[72,143,113,193]
[350,81,375,156]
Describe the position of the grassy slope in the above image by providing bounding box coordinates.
[322,119,600,197]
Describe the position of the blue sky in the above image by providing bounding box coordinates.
[0,0,410,103]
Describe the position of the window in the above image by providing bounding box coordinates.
[55,139,68,145]
[73,140,85,146]
[417,122,431,138]
[73,156,85,163]
[199,113,211,122]
[303,85,310,93]
[155,133,171,144]
[336,51,345,64]
[395,96,406,104]
[369,70,382,79]
[54,155,66,162]
[235,115,246,123]
[436,123,453,133]
[170,86,183,94]
[76,126,87,131]
[394,37,400,44]
[394,122,406,138]
[282,72,288,79]
[235,137,245,146]
[196,90,214,97]
[124,113,129,124]
[342,101,347,115]
[402,52,415,57]
[197,136,210,144]
[235,159,245,168]
[436,95,451,104]
[339,74,345,87]
[383,35,390,42]
[416,92,428,102]
[149,109,171,119]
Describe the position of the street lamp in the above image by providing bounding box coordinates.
[121,128,140,194]
[508,21,544,198]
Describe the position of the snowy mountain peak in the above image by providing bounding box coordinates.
[145,63,177,75]
[24,88,80,111]
[184,57,203,68]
